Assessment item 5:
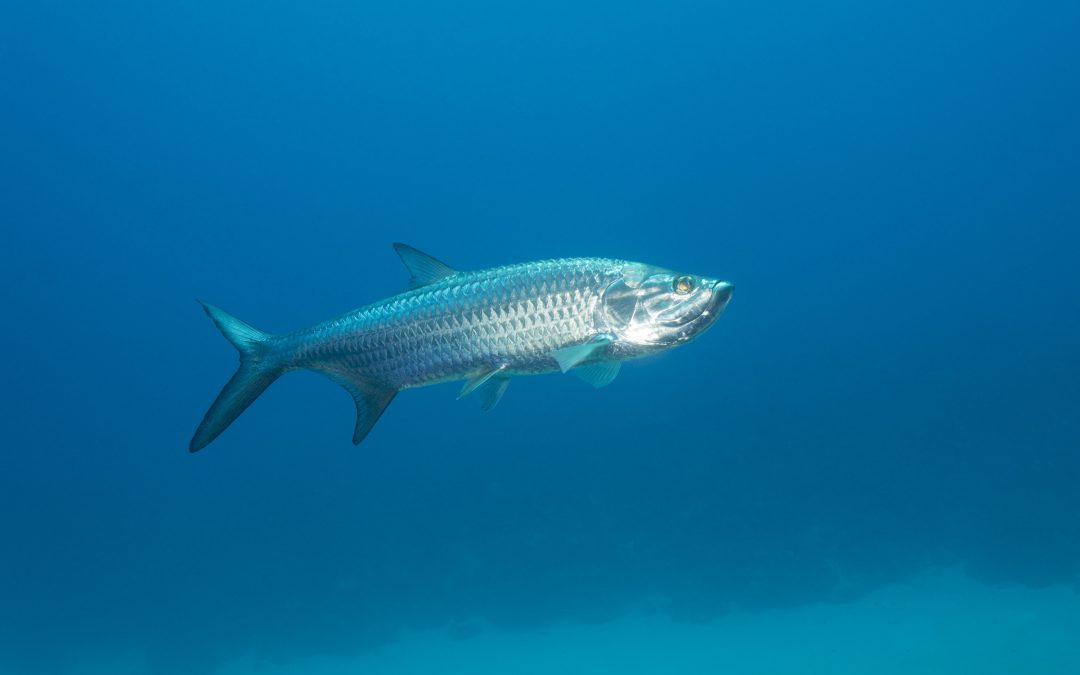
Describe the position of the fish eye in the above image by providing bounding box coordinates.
[673,275,695,295]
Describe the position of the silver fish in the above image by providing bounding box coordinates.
[190,243,734,451]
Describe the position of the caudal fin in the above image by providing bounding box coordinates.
[190,302,284,452]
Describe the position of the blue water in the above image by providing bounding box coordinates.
[3,1,1079,673]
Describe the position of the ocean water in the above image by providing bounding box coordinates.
[2,1,1079,673]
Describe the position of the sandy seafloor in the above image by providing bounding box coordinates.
[71,570,1079,675]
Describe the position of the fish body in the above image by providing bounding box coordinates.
[291,256,623,387]
[190,244,733,452]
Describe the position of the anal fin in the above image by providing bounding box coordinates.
[321,369,398,446]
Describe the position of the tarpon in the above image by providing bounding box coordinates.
[190,244,734,451]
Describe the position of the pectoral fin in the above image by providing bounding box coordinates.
[550,335,614,372]
[572,361,621,388]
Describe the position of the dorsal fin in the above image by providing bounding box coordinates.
[393,243,457,289]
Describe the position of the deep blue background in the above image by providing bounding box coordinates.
[2,1,1079,672]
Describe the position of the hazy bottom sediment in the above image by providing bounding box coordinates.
[70,570,1080,675]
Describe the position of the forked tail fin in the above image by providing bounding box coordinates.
[190,301,285,452]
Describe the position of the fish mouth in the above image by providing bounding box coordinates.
[710,280,734,314]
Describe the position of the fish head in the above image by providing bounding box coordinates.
[600,263,733,351]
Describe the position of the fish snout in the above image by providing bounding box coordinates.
[711,280,734,312]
